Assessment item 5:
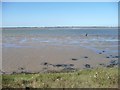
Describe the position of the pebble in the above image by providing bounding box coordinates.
[106,56,110,58]
[99,52,102,54]
[84,56,88,58]
[71,58,78,61]
[102,50,105,52]
[85,64,91,68]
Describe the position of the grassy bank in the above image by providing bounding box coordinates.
[2,67,118,88]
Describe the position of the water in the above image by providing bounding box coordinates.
[2,28,118,55]
[2,28,118,36]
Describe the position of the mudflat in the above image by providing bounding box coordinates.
[2,28,118,74]
[3,44,115,74]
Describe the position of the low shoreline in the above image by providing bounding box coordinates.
[1,64,118,75]
[2,26,118,30]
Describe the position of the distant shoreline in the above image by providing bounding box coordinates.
[2,26,118,30]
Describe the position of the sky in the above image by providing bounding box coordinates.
[2,0,120,2]
[2,2,118,27]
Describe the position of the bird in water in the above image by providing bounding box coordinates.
[85,33,88,36]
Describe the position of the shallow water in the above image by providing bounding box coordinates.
[2,28,118,55]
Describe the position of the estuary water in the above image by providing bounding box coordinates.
[2,28,118,55]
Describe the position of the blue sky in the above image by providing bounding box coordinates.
[2,2,118,27]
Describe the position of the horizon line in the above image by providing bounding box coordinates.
[1,26,118,28]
